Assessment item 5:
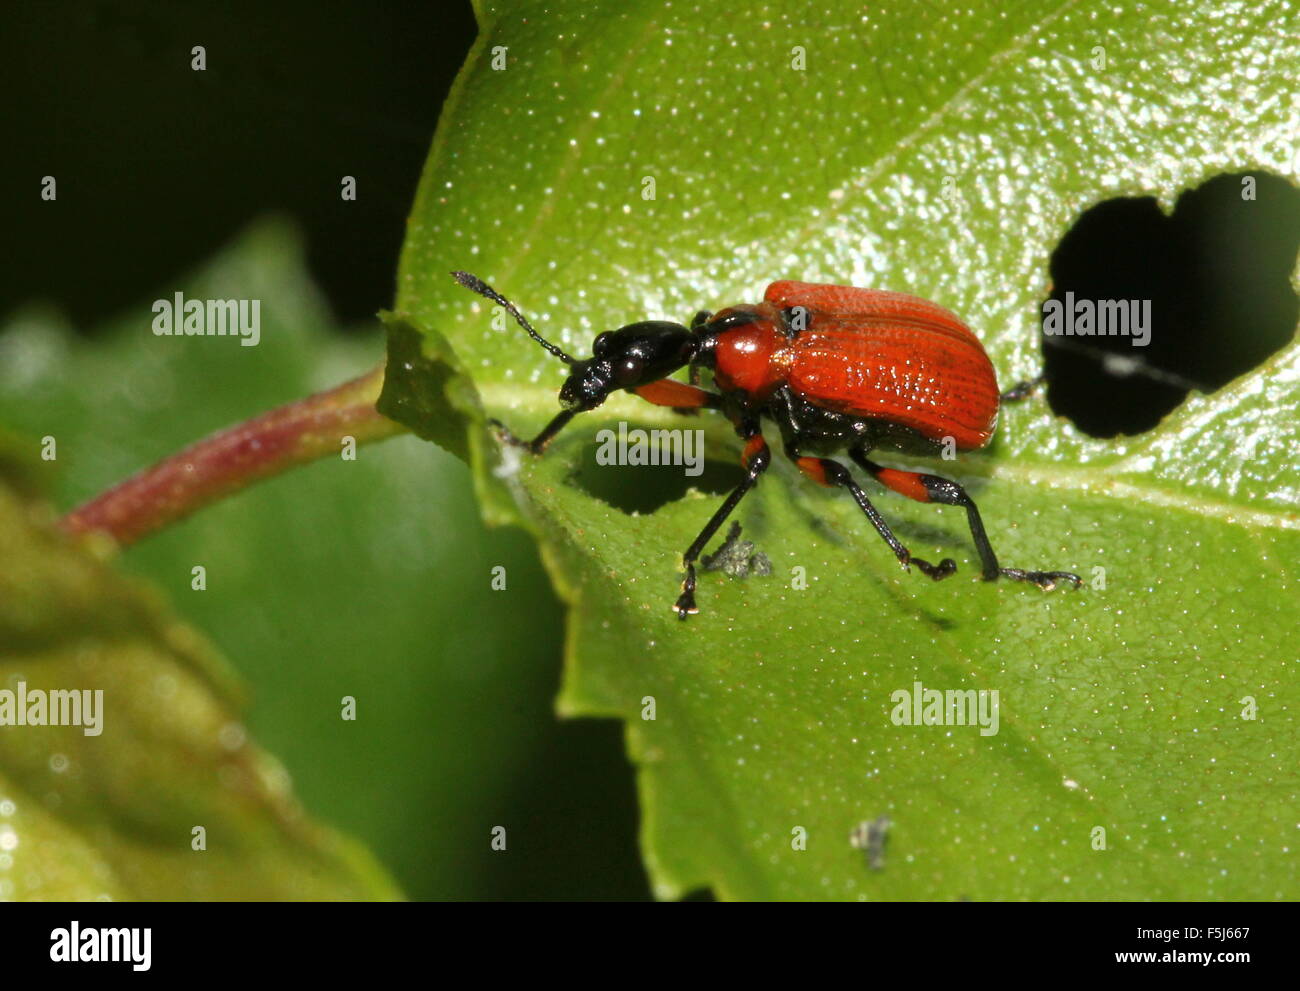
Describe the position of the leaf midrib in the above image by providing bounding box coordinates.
[478,382,1300,532]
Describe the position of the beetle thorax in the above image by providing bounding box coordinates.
[710,306,792,401]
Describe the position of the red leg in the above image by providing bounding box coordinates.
[634,378,721,412]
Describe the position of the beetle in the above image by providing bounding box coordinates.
[452,271,1081,619]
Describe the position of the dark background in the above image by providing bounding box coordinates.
[5,0,473,329]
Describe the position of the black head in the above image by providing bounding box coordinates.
[559,321,697,410]
[452,272,697,412]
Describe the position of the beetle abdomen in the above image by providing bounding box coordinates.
[789,318,998,448]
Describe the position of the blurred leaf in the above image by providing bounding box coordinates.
[0,220,643,900]
[0,473,402,900]
[385,0,1300,899]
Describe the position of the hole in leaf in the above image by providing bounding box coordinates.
[1042,171,1300,437]
[571,440,742,514]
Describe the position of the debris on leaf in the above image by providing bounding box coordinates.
[700,522,772,578]
[850,815,892,871]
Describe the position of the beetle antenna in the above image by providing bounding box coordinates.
[451,271,576,365]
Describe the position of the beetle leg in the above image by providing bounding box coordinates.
[488,408,576,455]
[1000,374,1045,403]
[674,426,769,619]
[687,312,712,387]
[633,379,722,414]
[849,451,1082,591]
[791,453,957,580]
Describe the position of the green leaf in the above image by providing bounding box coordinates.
[0,472,402,899]
[0,223,408,899]
[387,0,1299,899]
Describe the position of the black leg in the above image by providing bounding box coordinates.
[489,408,576,455]
[850,449,1081,590]
[792,454,957,580]
[1000,374,1045,403]
[675,428,769,618]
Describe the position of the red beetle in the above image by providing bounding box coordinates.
[453,272,1081,618]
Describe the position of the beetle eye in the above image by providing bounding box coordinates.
[593,332,614,357]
